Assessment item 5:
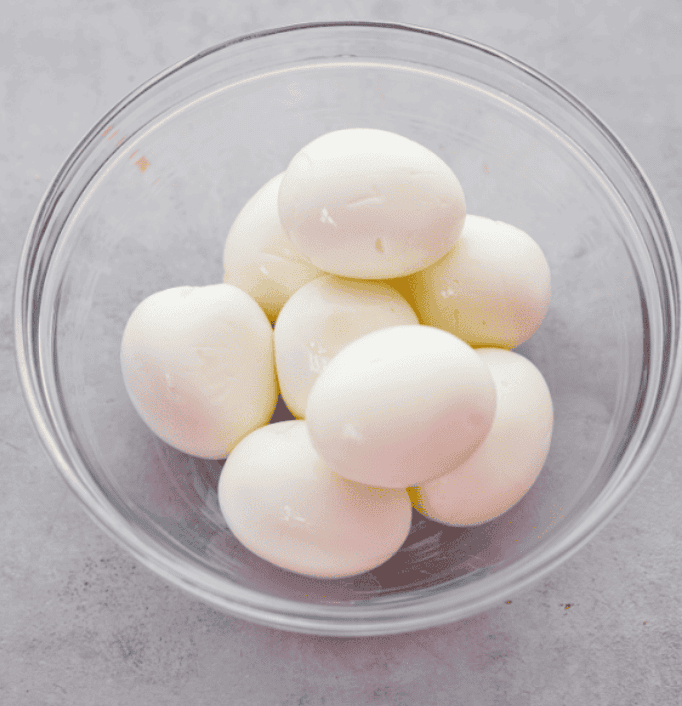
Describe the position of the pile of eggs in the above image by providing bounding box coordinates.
[120,128,553,579]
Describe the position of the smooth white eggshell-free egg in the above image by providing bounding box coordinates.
[274,274,419,418]
[278,128,467,279]
[223,172,322,321]
[305,325,497,489]
[408,348,553,526]
[120,283,277,459]
[395,215,551,348]
[217,420,412,579]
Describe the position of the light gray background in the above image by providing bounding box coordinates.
[2,1,681,704]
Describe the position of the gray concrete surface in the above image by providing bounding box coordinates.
[2,0,681,704]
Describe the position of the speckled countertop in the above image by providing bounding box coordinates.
[2,1,682,704]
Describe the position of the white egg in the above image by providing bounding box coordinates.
[223,172,322,321]
[274,274,419,418]
[408,348,553,526]
[278,128,467,279]
[217,420,412,578]
[120,283,277,459]
[395,215,551,348]
[305,324,497,489]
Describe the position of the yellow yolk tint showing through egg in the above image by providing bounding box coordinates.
[394,214,551,349]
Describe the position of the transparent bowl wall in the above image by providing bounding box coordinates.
[15,22,681,636]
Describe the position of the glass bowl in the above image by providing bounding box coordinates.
[15,21,682,636]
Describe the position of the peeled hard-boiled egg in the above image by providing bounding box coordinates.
[274,274,419,418]
[408,347,553,526]
[305,324,497,489]
[120,283,277,459]
[223,172,322,321]
[395,215,551,348]
[278,128,467,279]
[217,420,412,578]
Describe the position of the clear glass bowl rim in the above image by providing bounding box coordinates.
[13,20,682,636]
